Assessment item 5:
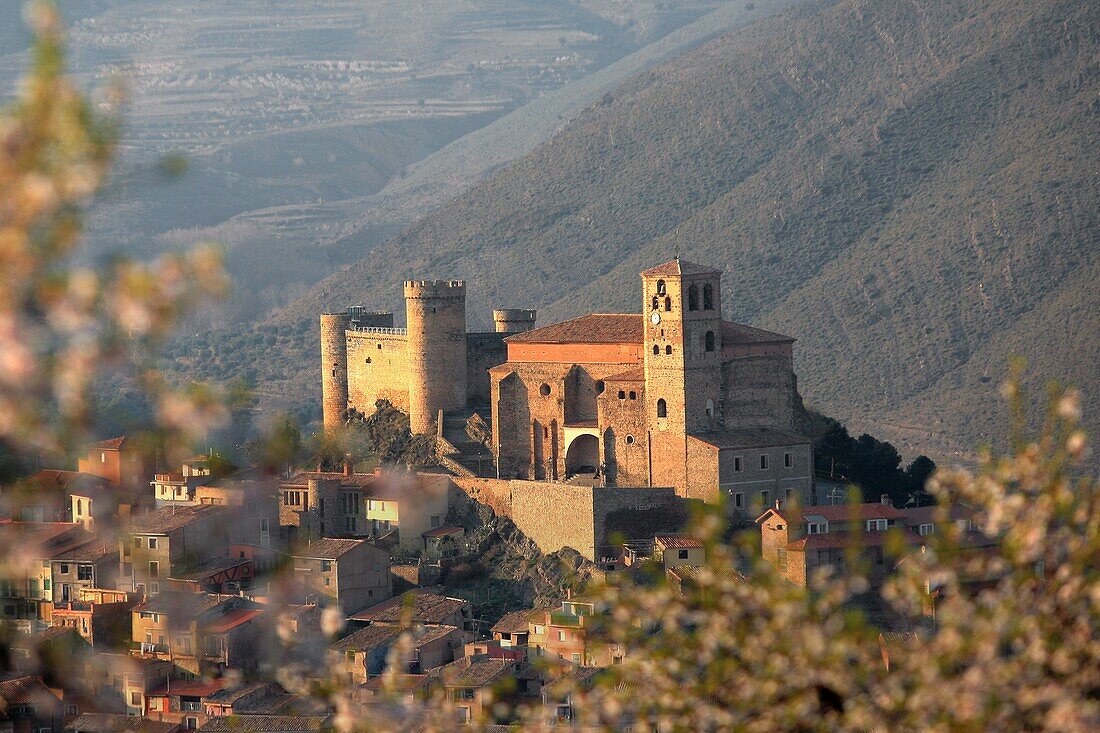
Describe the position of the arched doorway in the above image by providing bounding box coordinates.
[565,434,600,477]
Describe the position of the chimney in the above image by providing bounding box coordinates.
[775,499,781,510]
[880,494,892,506]
[343,462,352,477]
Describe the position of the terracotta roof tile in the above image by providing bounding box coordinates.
[654,535,704,549]
[350,591,470,625]
[328,625,401,653]
[67,713,179,733]
[130,504,228,534]
[0,675,61,705]
[640,258,721,277]
[787,529,922,550]
[504,314,641,344]
[292,538,367,560]
[198,716,329,733]
[92,437,127,451]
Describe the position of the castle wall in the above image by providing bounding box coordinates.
[510,481,597,558]
[465,332,508,408]
[346,330,411,414]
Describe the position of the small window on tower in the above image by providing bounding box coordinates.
[664,296,672,312]
[365,357,371,364]
[665,345,672,355]
[656,399,667,418]
[705,331,715,352]
[687,285,699,311]
[539,383,551,397]
[703,284,714,310]
[653,345,660,356]
[377,343,382,349]
[651,296,659,310]
[656,279,666,295]
[705,399,714,417]
[628,391,637,400]
[625,435,635,445]
[594,380,605,395]
[617,390,626,400]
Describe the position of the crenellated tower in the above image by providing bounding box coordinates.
[404,280,468,434]
[320,312,352,432]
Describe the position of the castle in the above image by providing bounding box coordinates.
[322,258,813,512]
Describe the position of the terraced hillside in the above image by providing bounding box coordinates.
[198,0,1098,465]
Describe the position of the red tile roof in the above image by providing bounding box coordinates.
[787,529,922,550]
[0,675,62,705]
[654,535,704,549]
[505,313,641,345]
[640,258,721,277]
[92,437,127,450]
[350,591,470,625]
[759,502,906,524]
[202,608,264,633]
[421,525,463,539]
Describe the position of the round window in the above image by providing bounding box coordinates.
[625,435,635,445]
[594,380,605,395]
[539,383,551,397]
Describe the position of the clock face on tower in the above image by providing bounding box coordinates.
[650,311,661,325]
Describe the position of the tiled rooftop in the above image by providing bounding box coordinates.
[350,592,469,625]
[292,538,366,560]
[130,504,227,534]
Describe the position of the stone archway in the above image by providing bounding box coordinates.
[565,433,600,477]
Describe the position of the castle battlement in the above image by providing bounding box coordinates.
[403,279,466,299]
[350,326,408,336]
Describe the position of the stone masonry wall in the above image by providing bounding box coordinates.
[465,332,508,408]
[346,330,410,414]
[510,481,597,558]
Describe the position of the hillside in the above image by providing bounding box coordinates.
[174,0,1100,463]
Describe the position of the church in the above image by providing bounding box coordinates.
[488,258,813,510]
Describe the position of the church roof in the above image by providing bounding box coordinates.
[721,321,794,344]
[505,313,642,344]
[689,427,810,450]
[640,258,721,277]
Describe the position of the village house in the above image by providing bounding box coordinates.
[76,438,153,494]
[349,591,472,635]
[529,597,623,667]
[51,542,119,606]
[277,468,376,543]
[490,608,547,651]
[328,625,402,684]
[143,677,227,730]
[151,456,224,508]
[130,592,265,676]
[4,471,109,524]
[201,682,278,718]
[289,538,391,615]
[756,500,922,587]
[652,535,705,570]
[121,505,232,597]
[436,655,519,725]
[0,522,94,625]
[51,588,137,649]
[87,653,174,717]
[363,471,452,554]
[0,676,66,733]
[66,713,180,733]
[540,666,605,728]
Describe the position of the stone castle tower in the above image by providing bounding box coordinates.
[403,280,468,434]
[492,309,536,334]
[320,312,352,433]
[641,260,724,489]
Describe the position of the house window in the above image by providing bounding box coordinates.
[76,498,83,516]
[345,517,356,533]
[571,652,581,664]
[133,537,142,549]
[101,452,107,463]
[321,560,332,572]
[760,454,768,470]
[677,549,689,560]
[703,284,714,310]
[956,519,973,532]
[776,548,788,572]
[807,522,827,534]
[148,537,158,550]
[130,692,141,706]
[784,452,792,468]
[705,399,714,417]
[148,561,158,578]
[558,630,566,642]
[77,565,93,581]
[656,399,667,418]
[734,457,742,472]
[186,718,198,730]
[919,523,934,536]
[60,563,70,575]
[149,582,159,595]
[705,331,715,352]
[760,490,770,506]
[866,519,888,532]
[734,492,744,510]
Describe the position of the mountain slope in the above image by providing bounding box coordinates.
[186,0,1098,462]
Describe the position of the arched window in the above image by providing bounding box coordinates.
[76,499,83,516]
[664,296,672,312]
[539,383,551,397]
[653,345,660,356]
[665,345,672,355]
[705,399,714,417]
[703,283,714,310]
[656,399,667,418]
[594,380,605,395]
[687,284,699,311]
[705,331,715,352]
[651,295,659,310]
[656,279,666,295]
